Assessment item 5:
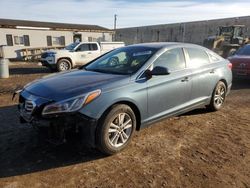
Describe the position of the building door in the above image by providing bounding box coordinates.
[73,34,82,43]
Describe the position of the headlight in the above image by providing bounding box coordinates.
[44,52,56,57]
[42,89,101,115]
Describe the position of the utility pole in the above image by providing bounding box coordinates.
[182,23,186,42]
[114,14,117,41]
[114,14,117,30]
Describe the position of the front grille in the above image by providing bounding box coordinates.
[41,53,48,58]
[24,100,35,113]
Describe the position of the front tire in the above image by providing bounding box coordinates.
[96,104,136,155]
[57,59,72,72]
[207,81,227,111]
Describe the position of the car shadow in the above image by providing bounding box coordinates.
[9,67,51,75]
[179,107,210,117]
[0,105,105,178]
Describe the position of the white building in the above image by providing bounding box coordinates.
[0,18,113,59]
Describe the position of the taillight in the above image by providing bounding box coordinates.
[228,62,232,69]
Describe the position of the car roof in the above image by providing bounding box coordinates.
[127,42,205,50]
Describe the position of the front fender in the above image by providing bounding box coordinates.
[78,86,148,122]
[55,53,75,65]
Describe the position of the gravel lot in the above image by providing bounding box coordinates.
[0,62,250,188]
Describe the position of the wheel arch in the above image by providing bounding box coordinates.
[57,57,73,67]
[209,78,228,99]
[100,100,142,131]
[219,78,228,91]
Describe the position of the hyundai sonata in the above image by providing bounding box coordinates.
[17,43,232,155]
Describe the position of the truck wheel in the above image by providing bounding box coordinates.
[207,81,227,111]
[228,48,237,57]
[57,59,71,72]
[96,104,136,155]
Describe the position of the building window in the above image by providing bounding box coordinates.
[6,34,13,46]
[6,35,30,46]
[14,36,24,45]
[88,37,93,42]
[47,36,52,46]
[52,36,65,46]
[47,36,65,46]
[60,36,65,46]
[23,35,30,46]
[52,37,61,45]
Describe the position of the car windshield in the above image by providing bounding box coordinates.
[235,45,250,56]
[65,42,80,50]
[84,46,158,75]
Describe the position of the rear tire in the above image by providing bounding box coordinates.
[96,104,136,155]
[57,59,72,72]
[207,81,227,111]
[227,48,237,57]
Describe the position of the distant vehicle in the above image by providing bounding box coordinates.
[203,25,250,58]
[17,42,232,155]
[40,41,125,71]
[228,44,250,78]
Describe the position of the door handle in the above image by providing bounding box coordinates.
[210,69,215,74]
[181,77,189,82]
[88,52,92,54]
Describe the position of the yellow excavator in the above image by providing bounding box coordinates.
[203,25,250,57]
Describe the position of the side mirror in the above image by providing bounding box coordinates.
[151,66,170,75]
[144,69,152,80]
[144,66,170,80]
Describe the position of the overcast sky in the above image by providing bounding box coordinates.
[0,0,250,29]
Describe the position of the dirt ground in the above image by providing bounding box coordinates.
[0,62,250,188]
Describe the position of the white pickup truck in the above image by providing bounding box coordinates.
[40,42,125,71]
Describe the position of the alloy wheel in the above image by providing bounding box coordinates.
[214,85,226,106]
[108,113,133,148]
[59,61,70,71]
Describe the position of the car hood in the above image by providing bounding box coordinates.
[44,49,69,54]
[24,69,129,101]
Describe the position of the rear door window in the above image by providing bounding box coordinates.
[153,48,186,72]
[90,43,98,51]
[77,43,98,51]
[186,48,210,68]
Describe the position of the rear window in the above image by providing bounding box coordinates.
[186,48,210,67]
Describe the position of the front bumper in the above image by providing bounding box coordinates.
[40,57,56,69]
[18,90,98,147]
